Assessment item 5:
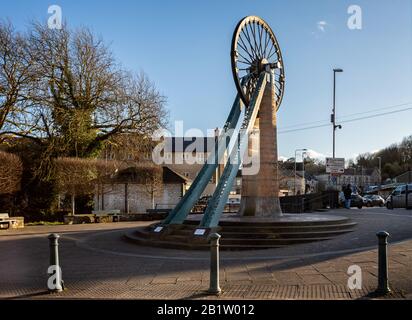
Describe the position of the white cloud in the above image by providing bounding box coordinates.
[305,149,326,160]
[281,150,327,161]
[317,21,327,32]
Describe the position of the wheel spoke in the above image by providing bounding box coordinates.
[244,23,258,59]
[258,24,264,57]
[237,60,251,66]
[268,49,278,61]
[232,16,284,108]
[263,29,271,57]
[237,37,255,62]
[267,42,275,60]
[241,28,258,60]
[249,22,260,59]
[236,51,253,64]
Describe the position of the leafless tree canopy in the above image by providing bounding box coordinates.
[54,157,123,195]
[0,21,34,135]
[0,150,23,194]
[0,21,167,158]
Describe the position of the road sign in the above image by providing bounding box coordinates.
[326,158,345,174]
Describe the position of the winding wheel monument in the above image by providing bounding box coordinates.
[126,16,355,250]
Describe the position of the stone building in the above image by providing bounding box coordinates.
[158,136,222,196]
[315,167,380,191]
[94,166,188,214]
[101,135,222,197]
[278,170,306,196]
[337,168,380,188]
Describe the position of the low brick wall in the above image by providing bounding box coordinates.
[64,214,96,224]
[120,213,168,221]
[11,217,24,229]
[0,216,24,229]
[64,214,121,224]
[280,191,339,213]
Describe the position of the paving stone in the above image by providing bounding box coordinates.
[151,277,178,284]
[272,272,302,285]
[299,274,333,285]
[1,213,412,300]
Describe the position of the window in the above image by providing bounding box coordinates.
[400,185,407,195]
[393,186,402,196]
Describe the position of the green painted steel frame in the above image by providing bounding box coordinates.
[200,72,267,228]
[162,95,242,225]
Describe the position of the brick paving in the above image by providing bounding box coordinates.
[1,208,411,300]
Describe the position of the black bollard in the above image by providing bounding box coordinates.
[375,231,391,295]
[208,233,222,295]
[48,233,63,292]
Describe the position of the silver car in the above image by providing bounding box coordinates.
[386,184,412,209]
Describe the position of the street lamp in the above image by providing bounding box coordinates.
[302,151,308,194]
[377,156,382,191]
[294,148,307,195]
[332,68,343,158]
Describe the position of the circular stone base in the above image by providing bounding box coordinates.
[186,213,350,225]
[124,213,357,251]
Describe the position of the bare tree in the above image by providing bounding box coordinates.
[55,157,121,215]
[112,164,163,210]
[0,21,34,136]
[0,150,23,194]
[0,21,168,215]
[2,22,167,158]
[141,165,163,209]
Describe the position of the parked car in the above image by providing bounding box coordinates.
[386,184,412,209]
[350,194,364,209]
[226,197,241,205]
[338,192,363,209]
[363,194,385,207]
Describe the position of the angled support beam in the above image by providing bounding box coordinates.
[199,72,267,228]
[162,95,243,225]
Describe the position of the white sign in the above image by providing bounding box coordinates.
[194,229,206,236]
[326,158,345,174]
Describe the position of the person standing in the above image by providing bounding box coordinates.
[344,184,352,209]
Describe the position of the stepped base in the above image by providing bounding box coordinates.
[124,213,356,251]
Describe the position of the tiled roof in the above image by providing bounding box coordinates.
[163,137,217,153]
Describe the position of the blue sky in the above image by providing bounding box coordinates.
[2,0,412,161]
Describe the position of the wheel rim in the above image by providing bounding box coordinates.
[231,16,285,109]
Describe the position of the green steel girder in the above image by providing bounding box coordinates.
[162,95,243,225]
[199,72,267,228]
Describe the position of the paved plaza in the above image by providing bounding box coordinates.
[1,207,411,300]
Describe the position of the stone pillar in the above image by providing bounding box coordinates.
[239,76,282,218]
[239,117,259,216]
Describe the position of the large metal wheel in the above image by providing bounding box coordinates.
[231,16,285,109]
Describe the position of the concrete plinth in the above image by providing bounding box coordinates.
[127,213,357,250]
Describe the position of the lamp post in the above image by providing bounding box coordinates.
[377,156,382,191]
[302,151,308,194]
[332,68,343,159]
[294,148,307,195]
